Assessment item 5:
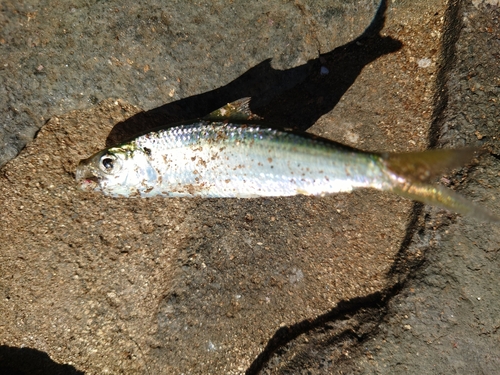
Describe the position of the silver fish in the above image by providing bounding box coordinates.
[75,99,497,221]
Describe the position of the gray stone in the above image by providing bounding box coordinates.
[1,0,499,374]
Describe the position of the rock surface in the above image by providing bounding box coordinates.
[1,0,499,374]
[350,1,500,373]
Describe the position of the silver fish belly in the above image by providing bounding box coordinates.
[76,122,392,198]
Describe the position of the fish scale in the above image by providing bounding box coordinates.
[127,122,391,198]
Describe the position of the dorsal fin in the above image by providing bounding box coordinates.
[203,98,263,122]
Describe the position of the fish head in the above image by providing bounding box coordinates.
[75,144,157,197]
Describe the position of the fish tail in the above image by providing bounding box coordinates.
[381,148,499,222]
[390,181,499,222]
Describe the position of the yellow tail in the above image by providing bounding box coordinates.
[382,149,498,222]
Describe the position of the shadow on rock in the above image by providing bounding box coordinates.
[106,0,402,147]
[246,202,424,374]
[0,346,83,375]
[245,290,389,374]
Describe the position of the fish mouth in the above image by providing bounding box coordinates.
[83,175,100,184]
[75,160,101,191]
[76,173,100,191]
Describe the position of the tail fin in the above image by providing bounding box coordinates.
[381,149,499,222]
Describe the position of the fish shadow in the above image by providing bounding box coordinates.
[0,345,84,375]
[106,0,402,147]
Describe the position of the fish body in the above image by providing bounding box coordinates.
[77,122,392,198]
[75,99,497,221]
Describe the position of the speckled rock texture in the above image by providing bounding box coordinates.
[1,0,498,374]
[0,0,379,168]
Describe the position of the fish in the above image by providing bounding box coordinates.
[75,98,498,222]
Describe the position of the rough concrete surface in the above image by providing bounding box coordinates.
[0,0,498,374]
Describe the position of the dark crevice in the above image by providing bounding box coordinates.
[490,152,500,161]
[274,326,373,373]
[429,0,464,148]
[386,202,425,280]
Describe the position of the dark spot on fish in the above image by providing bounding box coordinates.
[143,147,152,156]
[268,157,273,163]
[187,184,196,195]
[129,190,140,198]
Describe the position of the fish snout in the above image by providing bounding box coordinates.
[75,158,100,190]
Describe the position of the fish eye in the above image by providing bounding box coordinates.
[99,154,117,173]
[102,158,114,169]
